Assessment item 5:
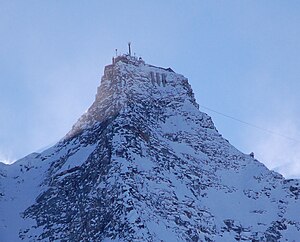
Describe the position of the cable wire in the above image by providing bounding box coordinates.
[199,104,300,143]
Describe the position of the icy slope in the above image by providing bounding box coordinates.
[0,55,299,241]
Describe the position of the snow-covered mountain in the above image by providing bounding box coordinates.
[0,55,299,241]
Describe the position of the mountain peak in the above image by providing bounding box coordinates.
[1,55,299,241]
[66,55,212,140]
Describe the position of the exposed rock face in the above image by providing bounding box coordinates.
[0,55,299,241]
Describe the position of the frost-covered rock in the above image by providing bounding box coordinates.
[0,55,299,241]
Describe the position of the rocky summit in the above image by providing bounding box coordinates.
[0,55,299,241]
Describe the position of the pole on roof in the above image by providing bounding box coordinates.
[128,42,131,56]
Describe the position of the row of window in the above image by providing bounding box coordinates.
[150,72,167,87]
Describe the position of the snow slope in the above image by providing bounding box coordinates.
[0,55,299,241]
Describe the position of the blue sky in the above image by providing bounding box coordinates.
[0,1,300,178]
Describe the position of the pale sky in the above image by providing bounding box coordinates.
[0,1,300,178]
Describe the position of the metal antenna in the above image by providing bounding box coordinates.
[115,49,118,57]
[128,42,131,56]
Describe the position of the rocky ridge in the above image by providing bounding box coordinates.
[0,55,299,241]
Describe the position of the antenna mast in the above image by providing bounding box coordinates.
[128,42,131,56]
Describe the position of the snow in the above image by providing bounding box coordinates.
[55,143,97,174]
[0,153,49,241]
[0,55,299,241]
